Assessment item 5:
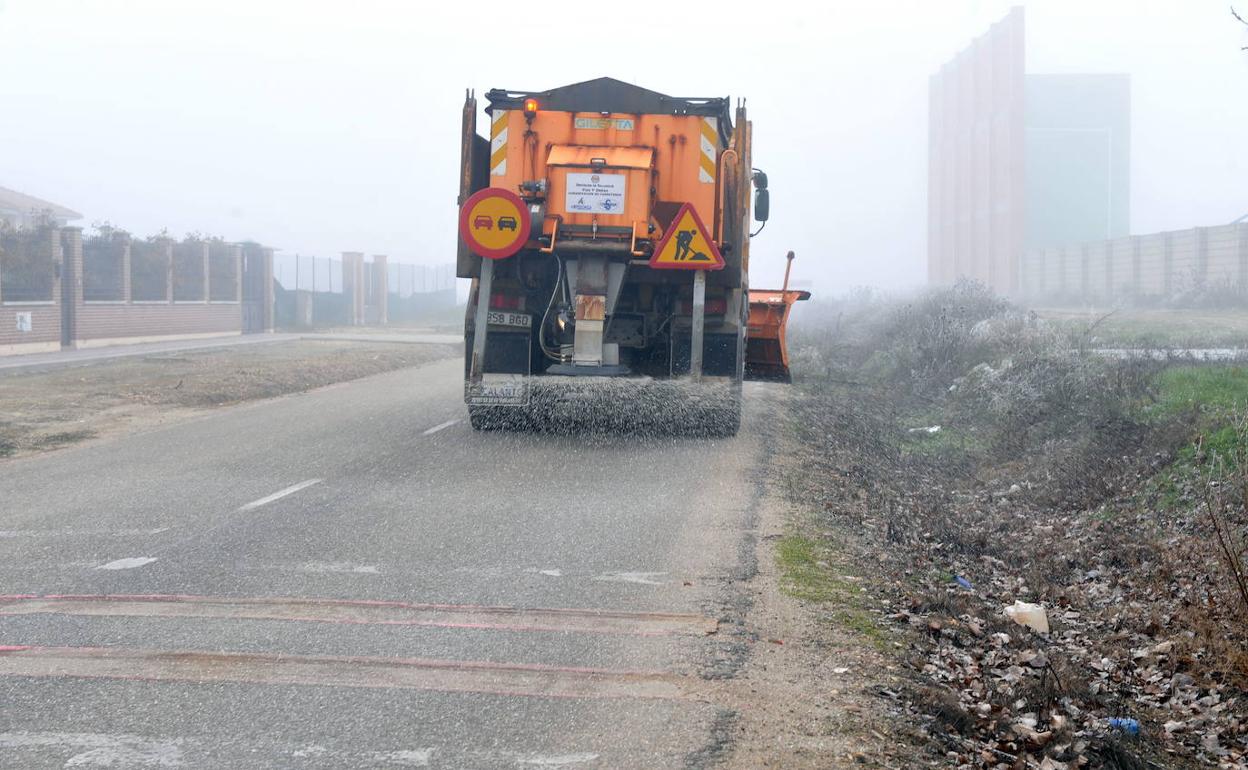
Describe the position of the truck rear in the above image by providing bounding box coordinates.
[457,77,769,435]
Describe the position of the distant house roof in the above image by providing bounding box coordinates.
[0,185,82,221]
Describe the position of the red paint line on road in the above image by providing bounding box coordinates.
[0,646,702,702]
[0,594,717,638]
[37,593,704,620]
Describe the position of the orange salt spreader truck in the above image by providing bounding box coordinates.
[457,78,808,434]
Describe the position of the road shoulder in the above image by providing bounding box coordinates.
[0,339,458,461]
[718,394,908,769]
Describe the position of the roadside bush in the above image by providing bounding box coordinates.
[865,280,1012,397]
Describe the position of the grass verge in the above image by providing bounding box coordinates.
[776,531,889,651]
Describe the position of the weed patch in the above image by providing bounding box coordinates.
[784,283,1240,768]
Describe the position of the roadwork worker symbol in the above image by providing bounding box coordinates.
[649,204,724,271]
[673,229,709,262]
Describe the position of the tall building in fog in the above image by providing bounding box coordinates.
[927,7,1131,295]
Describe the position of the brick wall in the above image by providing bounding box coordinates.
[0,304,61,354]
[74,303,241,346]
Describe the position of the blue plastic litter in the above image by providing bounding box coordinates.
[954,575,973,590]
[1108,717,1140,736]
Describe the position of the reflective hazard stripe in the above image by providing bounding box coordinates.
[490,110,508,176]
[699,117,717,184]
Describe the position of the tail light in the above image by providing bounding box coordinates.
[678,298,728,315]
[490,292,524,311]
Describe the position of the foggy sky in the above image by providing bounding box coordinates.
[1,0,1245,291]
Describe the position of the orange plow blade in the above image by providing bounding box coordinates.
[745,287,810,383]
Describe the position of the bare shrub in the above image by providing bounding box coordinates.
[786,284,1246,767]
[1196,416,1248,616]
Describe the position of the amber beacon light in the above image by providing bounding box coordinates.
[522,98,539,116]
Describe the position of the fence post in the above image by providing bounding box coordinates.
[1058,245,1067,295]
[342,252,364,326]
[1131,236,1142,297]
[1197,227,1209,289]
[1239,224,1248,297]
[120,236,132,303]
[60,227,83,348]
[1079,244,1090,304]
[164,240,174,304]
[200,241,210,302]
[262,247,275,331]
[1103,241,1112,300]
[1162,232,1174,297]
[372,255,388,324]
[231,244,243,303]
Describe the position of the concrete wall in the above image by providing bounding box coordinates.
[1021,223,1248,304]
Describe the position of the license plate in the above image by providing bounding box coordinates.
[466,374,530,406]
[487,311,531,329]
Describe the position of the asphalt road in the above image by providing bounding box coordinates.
[0,357,778,769]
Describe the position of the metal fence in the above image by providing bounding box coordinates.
[273,254,344,293]
[271,254,457,328]
[208,241,238,301]
[388,263,456,298]
[273,255,455,297]
[83,236,126,301]
[172,241,205,301]
[129,239,169,301]
[0,226,57,302]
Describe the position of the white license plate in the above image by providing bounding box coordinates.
[487,311,531,329]
[466,374,530,406]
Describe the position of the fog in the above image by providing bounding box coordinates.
[1,0,1245,292]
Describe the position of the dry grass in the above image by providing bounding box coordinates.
[784,282,1244,768]
[0,340,456,458]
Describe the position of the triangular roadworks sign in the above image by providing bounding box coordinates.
[649,204,724,271]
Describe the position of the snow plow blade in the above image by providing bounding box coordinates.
[745,287,810,383]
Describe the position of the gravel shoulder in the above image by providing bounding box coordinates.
[716,391,903,769]
[0,339,458,460]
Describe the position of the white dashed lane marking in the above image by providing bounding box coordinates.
[422,419,460,436]
[593,572,669,586]
[237,479,323,512]
[96,557,157,571]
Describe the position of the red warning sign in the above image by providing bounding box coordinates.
[648,203,724,271]
[459,188,531,260]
